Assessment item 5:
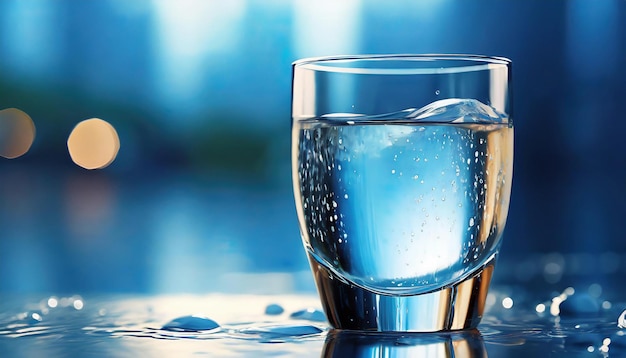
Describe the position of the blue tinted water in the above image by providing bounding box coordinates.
[293,100,514,295]
[1,285,625,357]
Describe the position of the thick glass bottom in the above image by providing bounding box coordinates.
[322,329,487,358]
[308,254,495,332]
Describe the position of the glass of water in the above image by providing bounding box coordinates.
[291,54,513,332]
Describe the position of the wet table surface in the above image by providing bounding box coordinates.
[1,284,625,357]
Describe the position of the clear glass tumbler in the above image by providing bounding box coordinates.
[291,54,513,332]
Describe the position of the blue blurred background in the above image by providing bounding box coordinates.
[0,0,625,295]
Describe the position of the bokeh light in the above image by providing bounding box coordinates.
[0,108,36,159]
[502,297,514,309]
[47,297,58,308]
[535,303,546,314]
[67,118,120,169]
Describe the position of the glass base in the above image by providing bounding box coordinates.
[308,254,495,332]
[322,329,487,358]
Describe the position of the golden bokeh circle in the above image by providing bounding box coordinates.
[0,108,36,159]
[67,118,120,170]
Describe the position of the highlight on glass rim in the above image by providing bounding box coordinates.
[0,1,624,357]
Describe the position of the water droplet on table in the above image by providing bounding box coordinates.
[558,292,601,317]
[24,311,43,325]
[290,308,326,322]
[162,315,220,332]
[240,324,323,338]
[265,303,284,315]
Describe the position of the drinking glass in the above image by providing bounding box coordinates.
[291,54,513,332]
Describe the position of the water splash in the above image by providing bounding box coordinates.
[619,310,626,328]
[0,290,625,356]
[318,98,508,124]
[404,98,508,123]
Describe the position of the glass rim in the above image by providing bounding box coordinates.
[292,54,511,75]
